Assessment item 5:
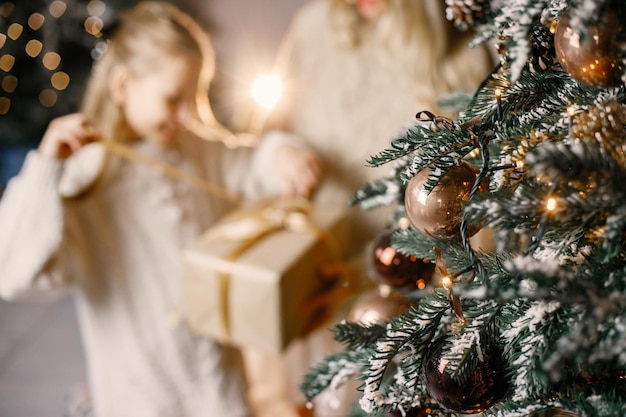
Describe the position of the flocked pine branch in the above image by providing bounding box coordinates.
[303,1,626,416]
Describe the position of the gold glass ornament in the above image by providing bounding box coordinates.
[347,285,411,326]
[371,229,436,289]
[404,162,485,240]
[554,9,625,88]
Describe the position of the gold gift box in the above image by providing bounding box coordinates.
[182,198,351,354]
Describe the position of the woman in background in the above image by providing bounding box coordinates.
[244,0,495,416]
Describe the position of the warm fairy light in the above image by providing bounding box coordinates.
[495,88,503,119]
[0,2,14,18]
[39,89,57,107]
[25,39,43,57]
[441,276,453,288]
[42,52,61,70]
[49,0,67,18]
[417,278,427,290]
[0,54,16,72]
[28,13,45,30]
[51,71,70,90]
[2,75,17,93]
[84,16,104,36]
[7,23,23,40]
[87,0,106,17]
[0,97,10,115]
[546,197,557,211]
[251,74,283,109]
[567,106,575,117]
[515,160,524,169]
[397,217,411,230]
[468,148,481,158]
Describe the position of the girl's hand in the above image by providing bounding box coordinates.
[38,113,101,159]
[275,142,323,198]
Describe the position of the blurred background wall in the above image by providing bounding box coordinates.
[0,0,307,187]
[0,2,308,416]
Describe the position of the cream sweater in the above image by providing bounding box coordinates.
[251,2,495,416]
[275,0,494,257]
[0,133,286,417]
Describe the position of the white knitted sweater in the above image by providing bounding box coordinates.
[276,0,494,256]
[0,133,286,417]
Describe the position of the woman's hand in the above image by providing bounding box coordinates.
[38,113,101,159]
[275,142,323,198]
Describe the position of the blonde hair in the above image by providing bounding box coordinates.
[80,1,233,144]
[328,0,491,104]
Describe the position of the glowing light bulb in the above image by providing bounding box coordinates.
[441,276,452,288]
[546,197,557,211]
[251,74,282,109]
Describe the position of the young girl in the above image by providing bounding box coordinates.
[0,2,320,417]
[245,1,496,416]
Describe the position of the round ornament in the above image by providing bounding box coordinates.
[371,229,436,289]
[529,408,581,417]
[423,337,508,414]
[554,8,625,88]
[347,285,411,326]
[404,162,485,240]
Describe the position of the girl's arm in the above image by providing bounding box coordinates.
[0,113,95,301]
[0,152,69,301]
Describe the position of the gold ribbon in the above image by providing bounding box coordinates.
[103,141,243,204]
[204,197,348,341]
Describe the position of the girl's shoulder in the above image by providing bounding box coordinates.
[59,142,107,198]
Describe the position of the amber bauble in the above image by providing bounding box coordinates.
[347,285,411,326]
[371,229,436,289]
[554,9,625,88]
[423,337,508,414]
[404,162,485,240]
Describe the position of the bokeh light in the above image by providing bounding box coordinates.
[51,71,70,90]
[28,12,45,30]
[25,39,43,57]
[7,23,23,40]
[42,52,61,70]
[251,74,283,109]
[0,55,16,72]
[2,75,18,93]
[49,1,67,18]
[39,89,57,107]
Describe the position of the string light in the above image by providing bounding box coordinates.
[7,23,23,40]
[0,55,16,72]
[441,276,453,288]
[546,197,557,211]
[42,52,61,70]
[2,75,18,93]
[0,97,10,115]
[25,39,43,57]
[248,73,284,134]
[251,74,283,109]
[49,0,67,18]
[27,12,45,30]
[495,88,502,119]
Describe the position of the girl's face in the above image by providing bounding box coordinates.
[355,0,389,20]
[116,56,199,146]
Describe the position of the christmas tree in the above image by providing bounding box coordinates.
[301,1,626,416]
